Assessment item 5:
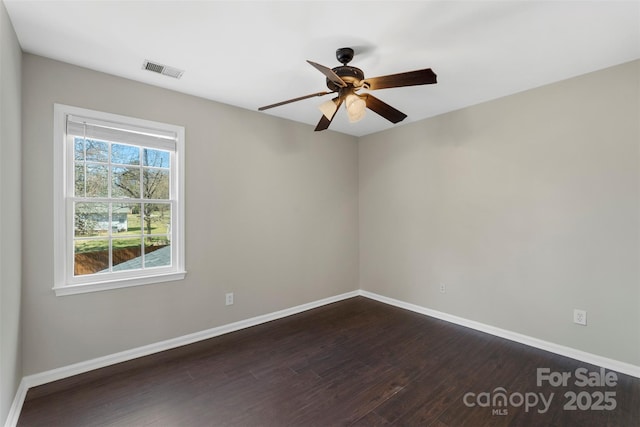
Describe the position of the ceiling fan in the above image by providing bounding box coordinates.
[258,47,437,131]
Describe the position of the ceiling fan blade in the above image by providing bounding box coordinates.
[363,68,437,91]
[307,60,347,88]
[315,98,343,131]
[258,91,333,111]
[362,94,407,123]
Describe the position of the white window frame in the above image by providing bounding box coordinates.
[53,104,186,296]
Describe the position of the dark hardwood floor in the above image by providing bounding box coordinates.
[18,297,639,426]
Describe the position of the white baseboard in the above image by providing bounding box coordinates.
[360,290,640,379]
[6,289,639,427]
[3,379,27,427]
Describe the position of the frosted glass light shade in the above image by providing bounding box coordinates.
[318,99,338,119]
[345,94,366,123]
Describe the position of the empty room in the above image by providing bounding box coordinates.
[1,1,639,426]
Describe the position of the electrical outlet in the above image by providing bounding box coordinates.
[225,292,234,306]
[573,309,587,326]
[439,283,446,294]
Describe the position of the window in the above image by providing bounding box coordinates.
[53,104,185,295]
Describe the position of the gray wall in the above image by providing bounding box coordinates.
[359,60,640,366]
[0,0,22,423]
[21,54,359,375]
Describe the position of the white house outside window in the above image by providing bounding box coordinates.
[53,104,186,296]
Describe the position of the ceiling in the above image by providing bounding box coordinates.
[4,1,640,137]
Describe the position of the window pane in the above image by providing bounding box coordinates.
[74,238,109,276]
[145,238,171,268]
[119,203,142,235]
[74,203,109,237]
[112,166,140,198]
[112,144,140,165]
[143,203,171,235]
[143,169,170,199]
[143,148,170,168]
[85,164,108,197]
[111,203,137,235]
[112,237,143,271]
[85,139,108,163]
[74,138,85,161]
[74,165,85,196]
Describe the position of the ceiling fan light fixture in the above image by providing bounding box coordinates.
[318,99,338,119]
[345,94,366,123]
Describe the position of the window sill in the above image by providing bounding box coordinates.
[53,271,187,296]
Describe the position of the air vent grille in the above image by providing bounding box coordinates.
[142,60,184,79]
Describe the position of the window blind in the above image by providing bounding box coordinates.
[66,114,177,151]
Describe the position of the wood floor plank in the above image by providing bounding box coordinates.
[17,297,640,426]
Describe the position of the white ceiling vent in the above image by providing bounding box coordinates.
[142,60,184,79]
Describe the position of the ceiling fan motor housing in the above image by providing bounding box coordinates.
[326,66,365,91]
